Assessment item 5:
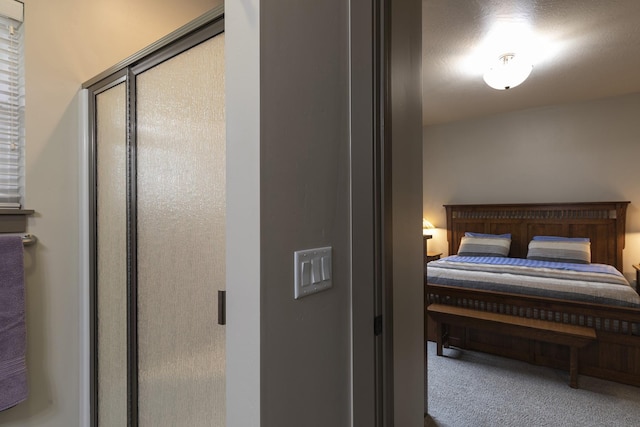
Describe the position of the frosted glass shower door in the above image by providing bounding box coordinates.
[95,82,128,427]
[136,34,226,426]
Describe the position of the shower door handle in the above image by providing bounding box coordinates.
[218,290,226,325]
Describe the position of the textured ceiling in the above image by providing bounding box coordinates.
[422,0,640,125]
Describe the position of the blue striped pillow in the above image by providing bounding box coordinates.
[457,236,511,257]
[465,232,512,239]
[526,239,591,264]
[532,236,590,242]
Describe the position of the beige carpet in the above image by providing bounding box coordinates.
[425,342,640,427]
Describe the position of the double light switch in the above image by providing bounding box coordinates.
[294,246,332,299]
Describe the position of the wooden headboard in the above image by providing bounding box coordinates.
[445,201,630,272]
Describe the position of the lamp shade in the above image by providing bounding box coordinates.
[423,218,435,235]
[483,53,533,90]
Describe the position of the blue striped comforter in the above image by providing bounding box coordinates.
[427,256,640,308]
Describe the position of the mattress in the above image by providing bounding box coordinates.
[427,256,640,309]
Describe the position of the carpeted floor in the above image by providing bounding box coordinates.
[425,341,640,427]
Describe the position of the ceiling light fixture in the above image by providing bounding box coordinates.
[483,53,533,90]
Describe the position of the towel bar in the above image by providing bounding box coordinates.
[22,234,37,246]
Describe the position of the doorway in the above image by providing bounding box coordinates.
[85,14,225,427]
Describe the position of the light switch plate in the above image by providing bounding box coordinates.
[294,246,332,299]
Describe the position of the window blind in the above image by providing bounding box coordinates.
[0,6,23,209]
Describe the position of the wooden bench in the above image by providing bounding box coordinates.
[427,303,597,388]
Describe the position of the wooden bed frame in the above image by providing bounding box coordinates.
[425,201,640,387]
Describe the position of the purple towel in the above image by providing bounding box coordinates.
[0,235,27,411]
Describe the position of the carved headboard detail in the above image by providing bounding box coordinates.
[444,201,630,272]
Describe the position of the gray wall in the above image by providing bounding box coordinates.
[391,0,424,424]
[259,0,351,425]
[228,0,424,425]
[423,92,640,278]
[226,0,357,425]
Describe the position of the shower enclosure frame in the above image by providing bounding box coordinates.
[84,9,225,426]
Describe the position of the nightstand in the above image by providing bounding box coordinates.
[425,252,442,263]
[633,264,640,295]
[423,235,432,279]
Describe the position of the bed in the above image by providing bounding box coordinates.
[425,201,640,387]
